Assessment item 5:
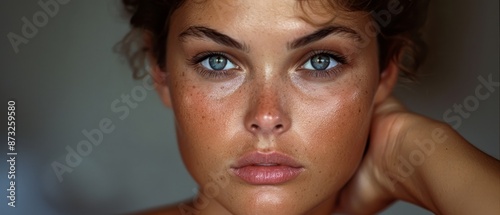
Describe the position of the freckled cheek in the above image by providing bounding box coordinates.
[298,87,373,183]
[171,84,233,184]
[173,87,223,140]
[170,72,246,137]
[169,77,241,168]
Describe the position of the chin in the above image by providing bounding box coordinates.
[200,171,342,215]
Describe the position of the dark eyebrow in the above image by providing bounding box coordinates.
[288,25,363,50]
[179,26,249,52]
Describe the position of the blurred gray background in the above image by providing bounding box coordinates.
[0,0,498,214]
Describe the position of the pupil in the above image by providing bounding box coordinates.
[311,54,330,70]
[209,55,227,70]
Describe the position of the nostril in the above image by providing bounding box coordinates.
[247,114,289,134]
[250,124,259,131]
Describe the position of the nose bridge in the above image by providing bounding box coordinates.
[245,75,291,136]
[256,84,282,118]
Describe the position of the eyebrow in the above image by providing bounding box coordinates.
[288,25,363,50]
[178,25,362,52]
[179,26,249,52]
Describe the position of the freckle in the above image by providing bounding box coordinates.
[182,72,185,76]
[315,194,318,197]
[358,108,361,113]
[319,170,322,174]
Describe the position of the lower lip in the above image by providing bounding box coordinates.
[231,166,304,185]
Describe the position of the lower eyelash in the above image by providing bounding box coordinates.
[300,51,347,80]
[306,67,342,79]
[188,52,235,79]
[193,65,230,79]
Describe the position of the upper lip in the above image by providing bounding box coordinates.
[231,151,303,169]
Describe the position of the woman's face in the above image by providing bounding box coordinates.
[157,0,392,214]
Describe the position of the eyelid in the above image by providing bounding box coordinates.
[189,51,236,65]
[200,55,238,71]
[188,51,241,80]
[295,50,348,80]
[298,50,347,70]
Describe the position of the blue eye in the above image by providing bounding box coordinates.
[200,55,237,71]
[302,54,338,70]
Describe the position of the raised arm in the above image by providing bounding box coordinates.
[336,97,500,215]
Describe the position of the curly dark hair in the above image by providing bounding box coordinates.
[118,0,429,81]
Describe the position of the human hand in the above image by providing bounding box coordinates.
[335,95,500,215]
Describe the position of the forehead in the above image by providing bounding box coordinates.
[171,0,368,33]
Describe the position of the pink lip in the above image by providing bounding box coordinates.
[230,151,304,185]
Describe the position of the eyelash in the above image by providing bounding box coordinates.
[299,50,347,80]
[188,51,237,79]
[188,50,348,80]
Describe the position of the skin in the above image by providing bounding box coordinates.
[148,0,397,214]
[139,0,500,215]
[335,98,500,215]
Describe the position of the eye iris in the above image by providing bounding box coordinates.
[311,54,330,70]
[209,55,227,70]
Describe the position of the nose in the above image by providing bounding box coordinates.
[245,87,291,136]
